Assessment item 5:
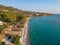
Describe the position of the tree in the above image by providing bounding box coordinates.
[16,15,24,22]
[0,25,4,33]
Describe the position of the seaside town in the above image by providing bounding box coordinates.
[0,5,51,45]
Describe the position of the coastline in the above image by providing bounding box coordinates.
[20,17,30,45]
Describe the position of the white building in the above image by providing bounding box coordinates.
[36,13,39,16]
[0,21,4,25]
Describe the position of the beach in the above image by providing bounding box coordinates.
[20,17,30,45]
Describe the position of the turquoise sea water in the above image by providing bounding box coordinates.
[28,14,60,45]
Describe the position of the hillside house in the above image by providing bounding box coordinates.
[4,25,22,36]
[0,21,4,25]
[6,25,20,31]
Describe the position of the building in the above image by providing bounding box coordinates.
[6,25,21,31]
[0,21,4,25]
[4,25,22,36]
[36,13,39,16]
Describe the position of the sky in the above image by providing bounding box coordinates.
[0,0,60,14]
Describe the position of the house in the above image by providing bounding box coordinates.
[0,21,4,25]
[0,9,8,12]
[4,25,22,36]
[36,13,39,16]
[0,34,5,41]
[6,25,20,31]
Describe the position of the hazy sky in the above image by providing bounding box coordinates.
[0,0,60,14]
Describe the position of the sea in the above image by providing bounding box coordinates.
[28,14,60,45]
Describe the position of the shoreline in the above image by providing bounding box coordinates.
[20,17,30,45]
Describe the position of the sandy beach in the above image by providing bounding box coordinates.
[20,17,30,45]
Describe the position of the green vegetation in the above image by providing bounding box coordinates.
[12,35,20,45]
[0,5,27,22]
[0,5,29,28]
[0,25,5,33]
[0,42,2,45]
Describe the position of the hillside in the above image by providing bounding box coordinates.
[0,4,51,22]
